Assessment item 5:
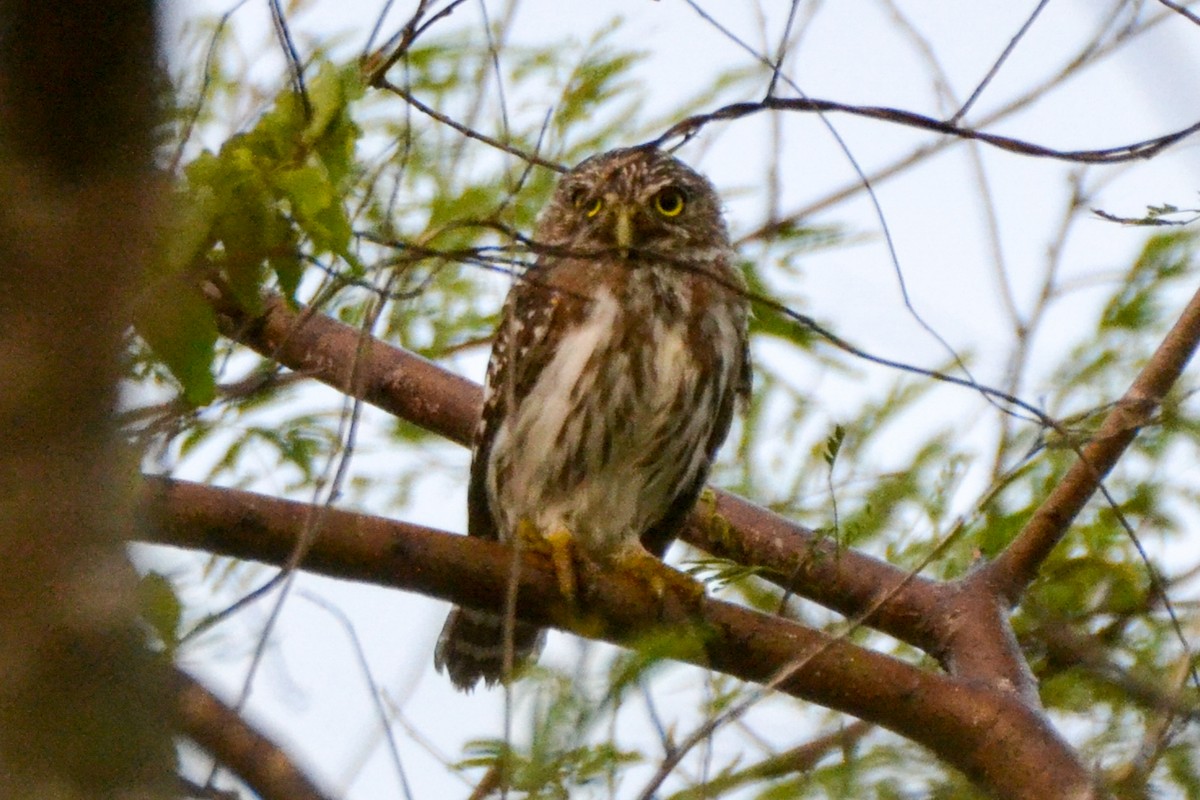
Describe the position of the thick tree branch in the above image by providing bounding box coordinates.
[934,586,1040,702]
[174,669,336,800]
[140,476,1101,800]
[685,491,949,652]
[980,281,1200,604]
[207,286,479,446]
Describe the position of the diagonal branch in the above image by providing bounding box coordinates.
[684,491,947,654]
[140,476,1099,800]
[664,720,873,800]
[173,669,336,800]
[980,281,1200,605]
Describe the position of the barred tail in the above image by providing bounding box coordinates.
[434,606,545,691]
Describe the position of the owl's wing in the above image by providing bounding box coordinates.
[466,266,574,541]
[441,269,564,691]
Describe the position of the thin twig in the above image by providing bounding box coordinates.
[362,0,469,86]
[653,95,1200,165]
[268,0,311,121]
[663,721,872,800]
[1155,0,1200,26]
[299,591,415,800]
[169,0,253,174]
[949,0,1051,124]
[376,78,565,171]
[737,5,1178,244]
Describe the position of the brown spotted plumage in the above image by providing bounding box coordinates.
[435,146,751,691]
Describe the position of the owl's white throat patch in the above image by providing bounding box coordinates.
[488,287,702,555]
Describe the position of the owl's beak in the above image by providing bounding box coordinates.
[613,205,634,256]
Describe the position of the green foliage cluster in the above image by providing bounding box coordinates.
[137,62,362,406]
[462,672,641,799]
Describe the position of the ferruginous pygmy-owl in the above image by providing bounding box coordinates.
[435,145,751,691]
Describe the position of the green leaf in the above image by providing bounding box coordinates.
[133,276,218,405]
[685,557,775,590]
[269,226,304,303]
[274,165,336,221]
[1100,230,1194,331]
[823,423,846,467]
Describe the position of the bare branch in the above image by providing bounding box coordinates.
[174,669,336,800]
[736,7,1193,245]
[949,0,1051,124]
[374,78,565,172]
[361,0,470,87]
[1155,0,1200,26]
[206,287,480,447]
[684,491,945,654]
[652,96,1200,165]
[268,0,311,120]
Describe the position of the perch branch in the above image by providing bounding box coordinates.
[141,476,1099,800]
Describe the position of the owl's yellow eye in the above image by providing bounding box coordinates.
[654,188,686,217]
[585,197,603,217]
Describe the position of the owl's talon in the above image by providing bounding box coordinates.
[512,520,578,603]
[514,518,545,549]
[611,548,706,612]
[545,528,579,603]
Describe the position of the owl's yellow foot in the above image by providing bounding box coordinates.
[610,547,706,611]
[513,520,578,603]
[514,518,545,549]
[545,528,579,603]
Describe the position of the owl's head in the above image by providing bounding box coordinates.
[536,146,731,258]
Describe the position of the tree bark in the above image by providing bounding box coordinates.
[0,3,176,797]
